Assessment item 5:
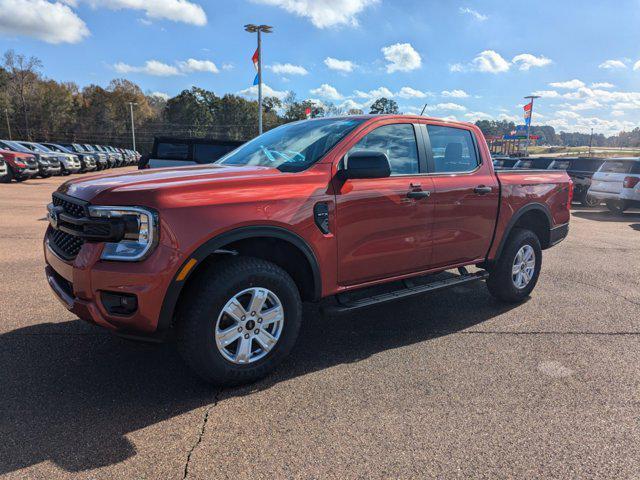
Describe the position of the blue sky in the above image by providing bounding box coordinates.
[1,0,640,134]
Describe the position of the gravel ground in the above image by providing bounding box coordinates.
[1,170,639,479]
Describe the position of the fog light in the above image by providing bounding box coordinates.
[101,291,138,316]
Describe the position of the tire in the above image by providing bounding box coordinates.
[487,228,542,303]
[176,257,302,385]
[605,199,627,215]
[0,167,13,183]
[581,193,600,207]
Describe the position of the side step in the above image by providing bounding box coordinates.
[322,269,489,315]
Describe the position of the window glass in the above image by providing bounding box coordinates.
[348,123,419,175]
[218,118,362,172]
[600,161,632,173]
[629,162,640,174]
[157,142,189,161]
[427,125,479,173]
[193,144,239,164]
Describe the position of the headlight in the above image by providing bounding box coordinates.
[88,206,158,261]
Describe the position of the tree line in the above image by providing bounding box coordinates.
[0,49,637,154]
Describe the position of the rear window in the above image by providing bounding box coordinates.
[156,142,189,161]
[550,160,570,170]
[568,158,604,173]
[630,162,640,174]
[600,161,633,173]
[193,144,239,164]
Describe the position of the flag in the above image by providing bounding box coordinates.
[305,107,311,119]
[523,101,533,126]
[251,47,259,86]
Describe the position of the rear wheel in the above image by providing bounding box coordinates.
[605,199,627,215]
[487,228,542,303]
[176,257,302,385]
[0,167,13,183]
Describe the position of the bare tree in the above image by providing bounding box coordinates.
[3,50,42,139]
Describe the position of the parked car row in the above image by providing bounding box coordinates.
[0,139,140,183]
[492,155,640,212]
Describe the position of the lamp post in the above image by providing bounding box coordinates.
[245,23,273,135]
[128,102,137,151]
[588,128,594,157]
[524,95,540,157]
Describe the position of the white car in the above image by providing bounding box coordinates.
[19,142,81,175]
[588,158,640,214]
[620,168,640,210]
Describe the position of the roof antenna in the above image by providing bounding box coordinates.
[420,103,428,116]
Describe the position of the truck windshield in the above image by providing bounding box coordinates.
[216,118,363,172]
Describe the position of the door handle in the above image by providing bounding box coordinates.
[474,186,492,195]
[407,190,431,199]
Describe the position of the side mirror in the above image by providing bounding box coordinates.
[341,151,391,179]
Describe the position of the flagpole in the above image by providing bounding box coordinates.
[245,24,272,137]
[524,95,540,157]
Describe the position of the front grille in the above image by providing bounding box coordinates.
[49,193,88,260]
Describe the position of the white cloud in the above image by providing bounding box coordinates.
[149,91,170,100]
[531,90,560,98]
[547,114,636,135]
[0,0,89,44]
[569,99,603,111]
[598,59,627,69]
[252,0,378,28]
[591,82,614,88]
[339,99,364,111]
[464,111,493,121]
[441,89,469,98]
[396,87,428,99]
[459,7,487,21]
[611,110,625,117]
[178,58,219,74]
[498,113,519,122]
[221,63,234,71]
[512,53,552,71]
[471,50,511,73]
[549,79,585,89]
[114,60,181,76]
[381,42,422,73]
[310,83,344,100]
[429,102,467,112]
[268,63,308,76]
[324,57,355,72]
[354,87,394,99]
[238,83,289,100]
[634,60,640,71]
[84,0,207,25]
[449,63,465,73]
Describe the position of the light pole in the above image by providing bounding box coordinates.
[588,128,594,157]
[245,23,273,135]
[128,102,137,151]
[4,108,11,140]
[524,95,540,157]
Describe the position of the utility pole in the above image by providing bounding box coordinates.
[245,24,273,135]
[524,95,540,157]
[4,108,11,140]
[588,128,594,157]
[128,102,137,151]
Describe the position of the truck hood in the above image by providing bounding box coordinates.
[59,164,282,202]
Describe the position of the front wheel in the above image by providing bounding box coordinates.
[606,199,627,215]
[176,257,302,385]
[487,228,542,303]
[581,193,600,207]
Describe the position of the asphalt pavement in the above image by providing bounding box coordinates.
[1,170,639,479]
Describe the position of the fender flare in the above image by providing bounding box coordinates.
[493,203,553,260]
[157,226,322,330]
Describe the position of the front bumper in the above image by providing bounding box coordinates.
[44,234,180,334]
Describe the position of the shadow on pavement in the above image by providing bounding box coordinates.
[630,224,640,232]
[0,282,516,474]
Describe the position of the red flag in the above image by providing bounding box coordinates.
[523,102,532,112]
[305,107,311,119]
[252,48,259,70]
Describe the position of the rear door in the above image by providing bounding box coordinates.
[423,123,499,268]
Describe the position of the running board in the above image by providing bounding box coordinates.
[322,269,489,315]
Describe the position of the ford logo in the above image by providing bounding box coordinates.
[47,204,62,229]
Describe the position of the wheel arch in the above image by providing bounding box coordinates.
[157,226,322,331]
[494,203,553,261]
